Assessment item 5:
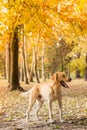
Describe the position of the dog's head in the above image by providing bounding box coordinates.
[51,72,71,88]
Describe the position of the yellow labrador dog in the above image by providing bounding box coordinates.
[21,72,71,123]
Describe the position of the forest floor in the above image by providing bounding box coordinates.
[0,79,87,130]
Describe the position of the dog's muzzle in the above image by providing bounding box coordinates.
[60,77,72,88]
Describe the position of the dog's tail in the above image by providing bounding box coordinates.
[20,90,30,97]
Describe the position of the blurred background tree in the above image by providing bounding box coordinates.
[0,0,87,90]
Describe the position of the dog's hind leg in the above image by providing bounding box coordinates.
[35,100,43,120]
[26,92,36,122]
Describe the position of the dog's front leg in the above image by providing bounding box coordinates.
[48,100,54,123]
[57,95,64,122]
[26,106,31,122]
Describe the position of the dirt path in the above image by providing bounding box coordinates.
[0,79,87,130]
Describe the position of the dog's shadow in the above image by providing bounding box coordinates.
[15,117,87,130]
[29,117,87,127]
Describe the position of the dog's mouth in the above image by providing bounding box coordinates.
[60,81,69,88]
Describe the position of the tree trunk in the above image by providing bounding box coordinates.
[6,43,10,81]
[33,46,40,83]
[29,53,34,82]
[22,37,29,84]
[60,53,64,72]
[18,48,24,82]
[67,65,70,78]
[9,27,23,91]
[84,67,87,80]
[4,58,6,79]
[76,69,81,78]
[42,42,45,81]
[84,54,87,80]
[22,25,29,84]
[75,53,81,79]
[19,62,24,82]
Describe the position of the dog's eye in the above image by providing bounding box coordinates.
[62,74,65,77]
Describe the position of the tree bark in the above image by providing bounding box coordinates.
[33,46,40,83]
[6,42,10,81]
[29,53,34,82]
[67,65,71,78]
[22,25,29,84]
[84,54,87,80]
[19,60,24,82]
[42,42,45,81]
[76,69,81,78]
[60,53,64,72]
[9,27,23,91]
[76,53,81,79]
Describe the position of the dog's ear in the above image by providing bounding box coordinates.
[51,74,55,81]
[56,73,58,81]
[51,73,58,82]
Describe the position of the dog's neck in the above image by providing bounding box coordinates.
[51,81,61,97]
[53,81,60,85]
[52,81,61,90]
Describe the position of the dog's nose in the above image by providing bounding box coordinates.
[69,78,72,81]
